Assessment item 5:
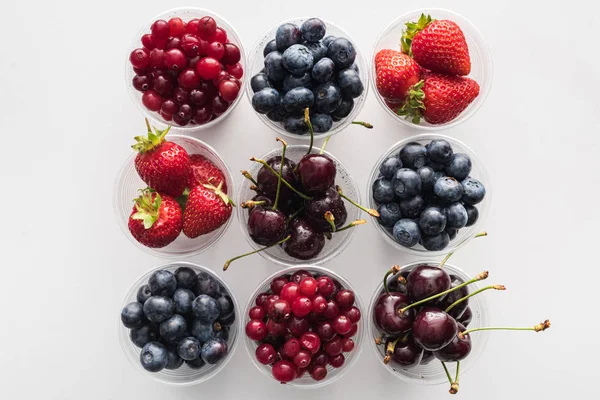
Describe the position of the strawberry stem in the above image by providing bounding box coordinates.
[396,80,426,124]
[223,235,291,271]
[132,119,171,153]
[203,181,236,207]
[272,138,287,211]
[131,188,161,229]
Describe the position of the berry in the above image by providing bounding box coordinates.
[132,74,152,92]
[141,34,155,50]
[183,183,233,238]
[178,337,201,361]
[148,270,177,296]
[159,314,188,343]
[136,285,152,304]
[252,88,280,114]
[323,299,340,319]
[264,51,286,81]
[268,299,291,321]
[282,44,314,75]
[291,296,312,317]
[143,296,174,324]
[465,204,479,227]
[218,80,240,102]
[328,353,345,368]
[187,154,227,192]
[337,68,364,99]
[288,316,310,337]
[283,72,313,92]
[422,231,450,251]
[313,81,342,113]
[201,338,228,364]
[293,350,312,368]
[300,332,321,354]
[380,157,402,179]
[128,190,183,249]
[272,360,296,383]
[444,202,468,229]
[130,48,150,69]
[299,277,318,297]
[192,294,221,322]
[246,319,267,341]
[164,48,187,71]
[445,153,472,181]
[372,178,396,203]
[412,307,458,351]
[251,73,271,93]
[434,177,464,202]
[304,41,328,62]
[341,337,355,352]
[392,168,422,199]
[227,62,243,78]
[140,342,168,372]
[335,290,355,308]
[399,195,425,219]
[417,166,436,192]
[333,315,352,335]
[148,49,165,68]
[121,302,145,328]
[375,49,420,100]
[301,18,326,42]
[393,218,421,248]
[263,39,278,56]
[400,142,428,169]
[206,41,224,60]
[309,365,327,381]
[212,27,228,44]
[282,87,314,112]
[419,207,447,235]
[197,16,217,40]
[196,57,221,80]
[222,43,241,65]
[428,139,453,165]
[331,98,354,121]
[316,276,335,297]
[256,343,277,364]
[141,90,163,111]
[326,37,356,69]
[276,23,302,51]
[461,177,486,205]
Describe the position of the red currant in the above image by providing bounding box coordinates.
[291,296,312,318]
[270,276,289,295]
[272,360,296,383]
[282,337,301,358]
[141,90,162,111]
[178,68,200,90]
[255,343,276,365]
[185,18,201,34]
[317,276,335,297]
[212,27,228,44]
[206,41,225,60]
[293,350,312,368]
[279,282,300,303]
[196,57,221,80]
[141,34,155,50]
[245,319,267,341]
[132,74,152,92]
[309,365,327,381]
[160,98,178,115]
[168,17,186,37]
[197,16,217,40]
[227,62,244,79]
[341,337,355,352]
[311,295,327,314]
[181,34,201,58]
[150,20,170,40]
[129,48,149,69]
[222,43,241,64]
[192,106,212,124]
[328,353,345,368]
[164,48,187,71]
[300,332,321,354]
[218,80,240,102]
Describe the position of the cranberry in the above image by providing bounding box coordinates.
[296,368,308,378]
[291,296,312,318]
[160,98,178,115]
[188,56,201,69]
[185,18,201,34]
[333,315,353,335]
[166,37,182,50]
[160,111,173,121]
[266,319,288,336]
[282,338,301,358]
[316,320,337,342]
[172,112,190,126]
[268,299,291,322]
[300,332,321,354]
[212,27,228,44]
[311,295,327,314]
[317,276,335,297]
[196,57,221,79]
[323,299,340,319]
[293,350,312,368]
[255,343,276,365]
[309,365,327,381]
[206,41,225,60]
[245,319,267,341]
[248,306,266,320]
[311,351,328,366]
[152,74,173,96]
[336,290,355,308]
[287,316,310,337]
[298,277,318,297]
[132,74,152,92]
[198,16,217,40]
[212,96,229,115]
[129,48,149,69]
[199,81,218,97]
[270,276,289,295]
[272,360,296,383]
[341,337,355,352]
[213,70,230,86]
[227,62,244,79]
[279,282,299,303]
[344,324,358,338]
[151,20,170,40]
[152,37,168,50]
[164,48,187,71]
[265,294,280,310]
[255,292,270,307]
[141,90,162,111]
[141,34,155,50]
[181,34,202,57]
[173,87,190,104]
[290,270,312,285]
[178,68,200,90]
[222,43,241,64]
[168,17,186,37]
[189,89,209,106]
[342,306,361,323]
[323,336,343,356]
[133,66,148,75]
[192,106,212,124]
[328,353,345,368]
[148,49,165,69]
[177,104,193,120]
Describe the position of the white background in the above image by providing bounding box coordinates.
[1,0,598,398]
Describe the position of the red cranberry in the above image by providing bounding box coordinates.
[160,111,173,121]
[300,332,321,354]
[177,104,193,120]
[133,66,148,75]
[296,368,308,378]
[309,365,327,381]
[206,41,225,60]
[189,89,209,106]
[255,292,270,307]
[199,81,217,97]
[282,338,301,358]
[280,282,300,303]
[185,18,201,34]
[141,90,162,111]
[188,56,200,69]
[148,49,165,69]
[168,17,186,37]
[344,324,358,338]
[181,34,202,57]
[291,296,312,318]
[328,353,345,368]
[212,27,228,44]
[129,48,149,69]
[265,294,280,310]
[152,37,168,50]
[222,43,241,64]
[333,315,352,335]
[290,270,312,285]
[317,276,335,297]
[272,360,296,383]
[342,306,361,323]
[336,290,355,308]
[299,277,318,297]
[197,16,217,40]
[152,74,173,96]
[245,319,267,341]
[213,70,230,86]
[227,62,244,79]
[166,37,182,50]
[323,299,340,319]
[323,336,343,356]
[173,87,190,104]
[248,306,266,320]
[341,337,355,352]
[132,74,152,92]
[192,106,212,124]
[141,34,155,50]
[178,68,200,90]
[151,20,170,40]
[196,57,221,79]
[172,112,190,126]
[164,48,187,70]
[160,98,178,115]
[255,343,276,365]
[268,299,291,322]
[293,350,312,368]
[287,316,310,337]
[218,81,239,102]
[316,321,336,342]
[270,276,289,295]
[266,319,288,337]
[311,351,328,366]
[311,295,327,314]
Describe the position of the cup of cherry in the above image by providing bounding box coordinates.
[126,8,246,130]
[244,266,364,387]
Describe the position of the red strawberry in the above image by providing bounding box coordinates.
[183,182,235,238]
[188,154,228,193]
[375,49,421,101]
[133,119,190,197]
[401,14,471,76]
[128,189,183,248]
[398,73,480,125]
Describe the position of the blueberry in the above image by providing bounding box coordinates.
[160,314,188,343]
[213,325,230,342]
[148,270,177,297]
[464,204,479,227]
[263,39,278,57]
[377,203,402,227]
[372,178,396,203]
[251,73,271,93]
[191,320,216,343]
[428,160,448,171]
[427,139,453,165]
[172,289,194,315]
[173,266,195,290]
[301,18,326,42]
[432,171,446,185]
[282,87,314,112]
[322,35,337,47]
[399,142,428,169]
[393,219,421,248]
[399,195,425,219]
[165,347,184,370]
[140,342,168,372]
[136,285,152,304]
[218,312,236,327]
[311,57,335,83]
[444,202,468,229]
[283,72,313,92]
[284,115,309,134]
[350,63,359,73]
[419,207,447,235]
[434,177,464,202]
[268,77,284,92]
[275,23,302,51]
[264,51,286,81]
[445,153,472,181]
[380,157,402,179]
[130,324,158,348]
[185,357,206,369]
[446,228,458,241]
[310,113,333,132]
[143,296,175,324]
[121,302,145,328]
[196,272,220,295]
[282,44,314,75]
[303,41,327,62]
[216,295,234,318]
[421,231,450,251]
[177,337,201,361]
[331,98,354,121]
[201,338,229,364]
[392,168,422,199]
[266,105,288,122]
[192,295,221,323]
[313,81,343,113]
[252,88,281,114]
[417,166,436,192]
[461,177,486,205]
[326,38,356,69]
[337,68,364,99]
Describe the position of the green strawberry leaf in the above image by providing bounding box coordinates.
[131,119,171,154]
[400,14,433,57]
[397,80,426,124]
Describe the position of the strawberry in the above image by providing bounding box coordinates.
[188,154,228,193]
[128,188,183,248]
[182,182,235,238]
[401,14,471,76]
[375,49,421,101]
[132,119,190,197]
[398,73,480,125]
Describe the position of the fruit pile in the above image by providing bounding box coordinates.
[129,15,243,126]
[375,14,479,125]
[127,120,234,249]
[245,269,360,383]
[120,266,235,373]
[371,138,486,251]
[251,18,364,135]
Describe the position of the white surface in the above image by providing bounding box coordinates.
[1,0,598,398]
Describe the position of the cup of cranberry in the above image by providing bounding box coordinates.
[127,8,246,130]
[244,266,364,387]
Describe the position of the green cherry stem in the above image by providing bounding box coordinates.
[305,108,314,155]
[241,170,259,187]
[383,265,402,295]
[320,136,331,154]
[241,200,266,209]
[272,138,287,211]
[336,185,380,217]
[333,219,366,233]
[439,231,488,268]
[450,361,460,394]
[223,235,292,271]
[444,285,506,314]
[351,121,373,129]
[459,320,551,338]
[324,211,337,232]
[441,361,453,387]
[250,157,312,200]
[383,337,400,364]
[287,207,305,224]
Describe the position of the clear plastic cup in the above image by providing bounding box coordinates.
[244,265,365,388]
[125,7,247,131]
[366,133,491,257]
[236,145,361,267]
[371,8,493,130]
[118,261,240,385]
[246,17,369,140]
[367,261,490,384]
[113,134,235,258]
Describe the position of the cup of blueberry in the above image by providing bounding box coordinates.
[119,262,239,385]
[247,17,368,138]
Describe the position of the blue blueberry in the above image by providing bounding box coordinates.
[213,326,230,342]
[313,81,343,113]
[264,51,286,81]
[185,356,206,369]
[201,338,229,364]
[434,177,464,202]
[284,115,309,134]
[419,207,447,235]
[143,296,175,324]
[464,204,479,227]
[427,139,453,165]
[311,57,335,83]
[444,202,468,229]
[461,177,486,205]
[337,68,364,99]
[428,160,448,171]
[392,168,422,199]
[192,295,221,323]
[173,266,197,291]
[331,98,354,121]
[283,72,313,92]
[377,203,402,227]
[350,63,359,73]
[446,228,458,241]
[421,231,450,251]
[276,23,302,51]
[326,38,356,69]
[282,87,314,112]
[417,166,436,192]
[303,41,328,62]
[372,178,396,203]
[301,18,326,42]
[266,105,288,122]
[251,73,271,93]
[218,312,236,327]
[177,337,201,361]
[191,320,217,343]
[136,285,152,304]
[322,35,337,47]
[216,295,234,319]
[263,39,278,57]
[172,289,194,316]
[159,314,188,343]
[399,142,428,169]
[393,219,421,248]
[130,324,158,348]
[282,44,314,75]
[432,171,446,185]
[399,195,425,219]
[165,347,184,370]
[310,113,333,132]
[149,270,177,297]
[380,157,402,179]
[445,153,472,181]
[140,342,168,372]
[121,302,145,328]
[252,88,281,114]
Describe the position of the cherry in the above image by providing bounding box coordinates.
[433,323,471,362]
[141,90,162,111]
[316,276,335,297]
[323,299,340,319]
[282,218,325,260]
[256,343,277,365]
[315,321,336,342]
[384,335,423,367]
[412,307,458,351]
[166,37,182,50]
[160,99,178,115]
[206,41,225,60]
[246,319,267,341]
[152,74,173,96]
[280,282,300,303]
[436,275,470,319]
[148,49,165,68]
[406,265,451,303]
[336,290,355,308]
[151,20,170,40]
[272,360,296,383]
[341,337,354,352]
[291,296,312,317]
[299,277,318,297]
[249,306,266,320]
[247,207,286,245]
[222,43,241,64]
[297,154,336,194]
[323,336,343,356]
[387,270,410,294]
[312,295,327,315]
[211,96,229,115]
[177,104,193,120]
[129,48,149,69]
[132,74,152,92]
[373,292,413,335]
[333,315,352,335]
[293,350,312,368]
[227,62,244,79]
[185,18,201,35]
[255,292,269,307]
[328,353,345,368]
[420,350,434,365]
[309,364,327,381]
[267,319,288,336]
[164,48,187,71]
[141,34,155,50]
[311,351,328,366]
[257,156,299,202]
[342,306,361,323]
[457,306,472,327]
[212,27,228,44]
[270,276,289,295]
[287,316,310,337]
[189,88,209,106]
[193,106,212,124]
[198,16,217,40]
[167,17,186,37]
[218,80,240,102]
[300,332,321,354]
[268,299,291,322]
[305,187,348,232]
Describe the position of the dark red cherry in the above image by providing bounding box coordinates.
[386,335,423,368]
[305,187,348,232]
[433,323,471,362]
[457,306,472,327]
[247,207,286,246]
[256,156,299,203]
[436,275,469,319]
[287,316,310,337]
[406,265,451,303]
[373,292,414,335]
[282,218,325,260]
[296,154,336,194]
[386,270,410,294]
[412,307,458,351]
